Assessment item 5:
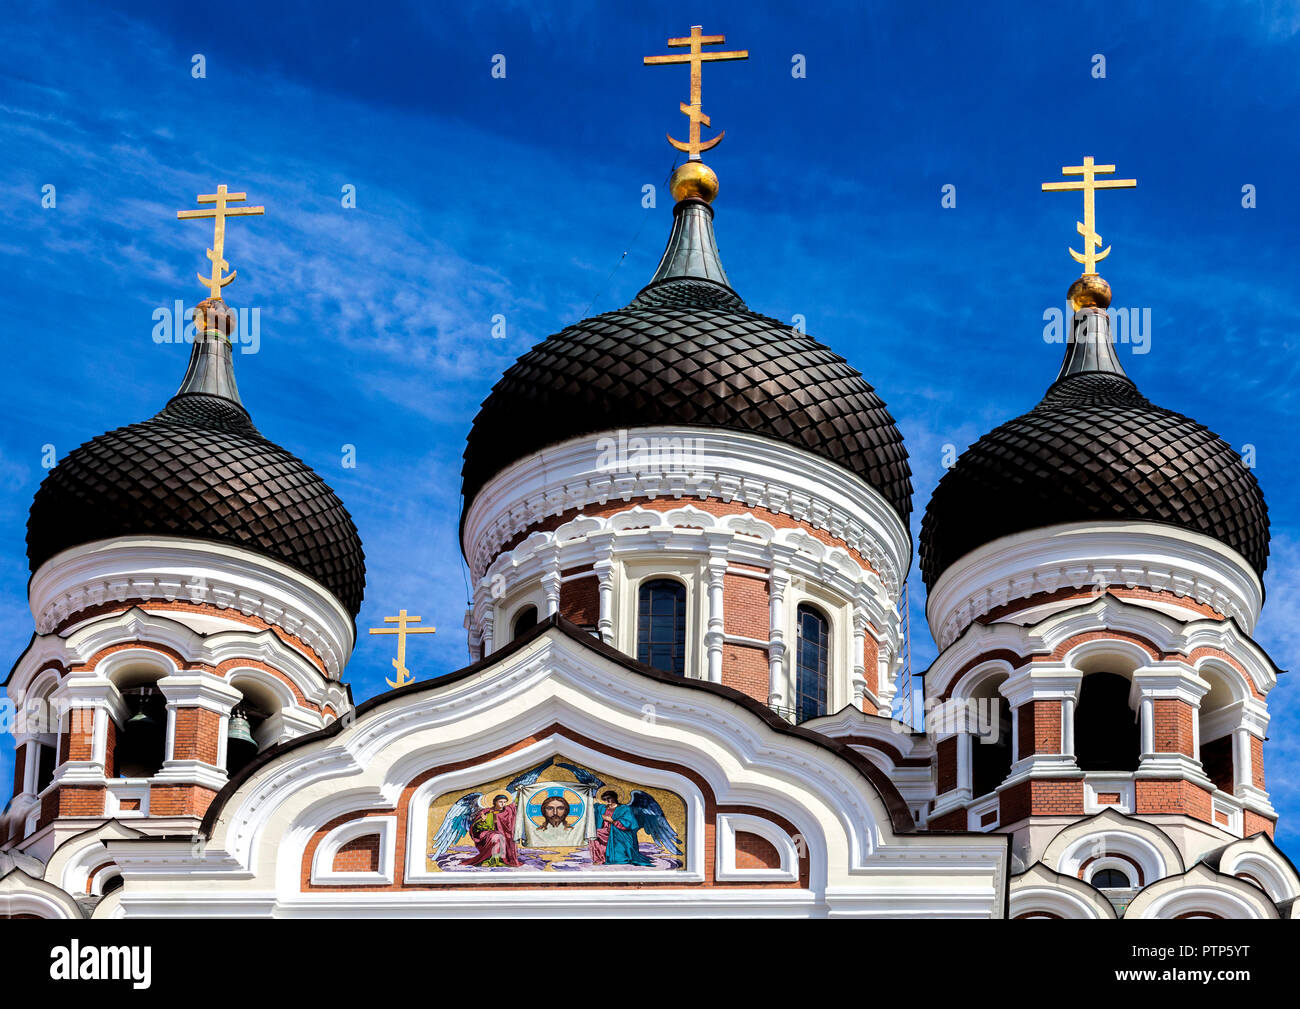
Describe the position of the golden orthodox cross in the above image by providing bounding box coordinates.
[176,185,265,299]
[643,25,748,160]
[1041,157,1136,275]
[368,609,437,688]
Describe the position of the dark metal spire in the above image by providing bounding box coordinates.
[647,198,732,288]
[171,298,246,411]
[1053,306,1130,385]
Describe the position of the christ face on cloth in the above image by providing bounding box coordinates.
[531,795,575,845]
[466,794,520,867]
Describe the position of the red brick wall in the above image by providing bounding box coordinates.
[1152,699,1195,756]
[928,808,967,830]
[734,830,782,870]
[66,708,95,761]
[332,834,381,872]
[1251,735,1265,789]
[937,736,958,794]
[722,644,769,705]
[171,707,221,765]
[1244,810,1275,838]
[1134,779,1212,824]
[12,743,25,797]
[149,784,218,817]
[862,633,879,704]
[1200,735,1233,793]
[1000,779,1084,823]
[1018,700,1061,755]
[723,573,768,639]
[559,576,599,627]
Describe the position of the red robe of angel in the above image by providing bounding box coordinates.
[466,800,520,867]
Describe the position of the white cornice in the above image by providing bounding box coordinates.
[926,522,1264,651]
[461,427,912,596]
[8,608,338,715]
[28,536,355,678]
[926,595,1279,703]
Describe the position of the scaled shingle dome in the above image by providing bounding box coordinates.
[461,198,912,525]
[27,304,366,618]
[920,317,1268,590]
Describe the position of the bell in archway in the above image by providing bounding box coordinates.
[119,687,165,777]
[226,708,258,774]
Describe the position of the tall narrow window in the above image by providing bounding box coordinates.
[637,579,686,675]
[512,605,538,640]
[795,604,830,722]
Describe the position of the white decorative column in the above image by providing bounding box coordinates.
[1131,665,1209,782]
[998,663,1082,785]
[592,533,617,646]
[155,671,243,792]
[767,545,795,716]
[850,607,869,710]
[704,534,729,684]
[540,554,562,618]
[480,613,495,659]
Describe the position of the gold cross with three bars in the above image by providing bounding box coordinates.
[643,25,748,160]
[368,609,437,688]
[176,185,265,299]
[1041,157,1136,275]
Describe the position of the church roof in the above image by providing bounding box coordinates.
[920,306,1269,588]
[27,301,366,618]
[460,192,912,527]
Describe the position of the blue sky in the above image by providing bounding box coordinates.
[3,1,1299,856]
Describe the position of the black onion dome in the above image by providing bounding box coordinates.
[920,309,1268,589]
[27,303,366,617]
[461,197,912,525]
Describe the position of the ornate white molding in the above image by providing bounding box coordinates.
[926,595,1279,704]
[28,536,356,678]
[461,427,911,597]
[926,522,1264,652]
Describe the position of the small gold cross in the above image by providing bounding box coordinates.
[1041,157,1137,275]
[176,185,265,299]
[644,25,748,160]
[368,609,437,688]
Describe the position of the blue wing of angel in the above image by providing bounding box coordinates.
[555,761,606,791]
[506,757,555,793]
[629,789,682,854]
[429,791,483,857]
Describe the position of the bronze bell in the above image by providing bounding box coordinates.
[119,686,165,777]
[227,709,255,748]
[226,708,258,773]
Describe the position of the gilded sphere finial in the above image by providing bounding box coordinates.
[1068,274,1112,311]
[669,161,719,204]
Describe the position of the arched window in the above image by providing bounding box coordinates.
[511,605,538,640]
[637,579,687,675]
[970,677,1012,798]
[1075,672,1140,772]
[795,604,830,722]
[1092,868,1131,890]
[116,685,167,778]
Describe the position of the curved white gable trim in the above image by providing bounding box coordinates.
[29,536,355,677]
[926,521,1263,651]
[461,427,911,597]
[101,627,1007,918]
[1008,864,1116,919]
[311,816,396,885]
[715,813,800,882]
[1125,864,1279,919]
[1039,810,1184,884]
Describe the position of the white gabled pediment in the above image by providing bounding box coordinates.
[93,621,1007,917]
